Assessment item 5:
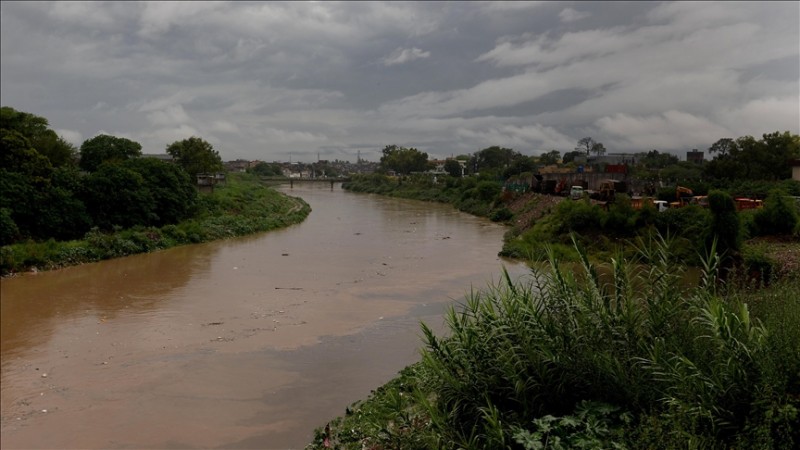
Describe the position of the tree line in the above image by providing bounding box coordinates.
[0,106,224,245]
[379,131,799,192]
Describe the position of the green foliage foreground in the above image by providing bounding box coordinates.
[308,236,799,450]
[0,173,310,275]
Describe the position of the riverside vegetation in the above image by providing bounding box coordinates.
[0,172,310,275]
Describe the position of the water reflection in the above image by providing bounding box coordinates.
[1,243,216,360]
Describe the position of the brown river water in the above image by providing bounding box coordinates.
[1,184,529,449]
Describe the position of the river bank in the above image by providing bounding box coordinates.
[0,173,311,276]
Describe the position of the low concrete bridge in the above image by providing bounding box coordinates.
[260,177,351,189]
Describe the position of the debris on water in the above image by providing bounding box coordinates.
[41,409,47,413]
[41,373,47,378]
[281,253,289,256]
[233,266,238,270]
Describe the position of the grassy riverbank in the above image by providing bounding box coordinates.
[307,239,800,450]
[0,173,310,275]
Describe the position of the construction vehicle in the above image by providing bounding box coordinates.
[734,197,763,211]
[670,186,694,208]
[555,177,569,196]
[590,179,625,202]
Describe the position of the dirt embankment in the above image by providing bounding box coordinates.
[504,192,565,232]
[746,236,800,280]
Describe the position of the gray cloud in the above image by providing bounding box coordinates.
[558,7,591,23]
[1,1,797,162]
[383,47,431,66]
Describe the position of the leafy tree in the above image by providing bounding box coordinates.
[1,106,50,139]
[0,128,53,181]
[379,145,430,175]
[250,162,283,177]
[503,155,535,179]
[79,134,142,172]
[444,159,463,177]
[0,106,77,168]
[474,146,518,171]
[81,163,156,230]
[0,207,19,245]
[35,169,92,240]
[121,158,197,225]
[706,190,740,262]
[591,142,606,156]
[475,180,502,202]
[562,150,584,164]
[576,137,595,156]
[757,131,800,179]
[166,136,224,177]
[37,136,78,168]
[538,150,561,165]
[0,165,90,243]
[635,150,679,169]
[0,169,34,243]
[704,131,800,181]
[659,161,704,184]
[312,161,340,178]
[754,189,799,236]
[708,138,738,156]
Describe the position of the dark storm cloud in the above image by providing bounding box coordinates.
[1,1,797,162]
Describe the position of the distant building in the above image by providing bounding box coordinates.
[224,159,257,173]
[687,149,704,164]
[791,159,800,181]
[588,153,637,165]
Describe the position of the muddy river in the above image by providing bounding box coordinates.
[1,183,529,449]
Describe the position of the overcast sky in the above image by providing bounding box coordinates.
[1,1,798,162]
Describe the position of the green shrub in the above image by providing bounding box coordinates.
[553,198,604,234]
[490,207,513,222]
[707,189,741,262]
[753,189,799,236]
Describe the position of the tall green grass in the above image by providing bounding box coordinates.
[418,235,798,449]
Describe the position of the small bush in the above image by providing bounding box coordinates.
[753,189,799,236]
